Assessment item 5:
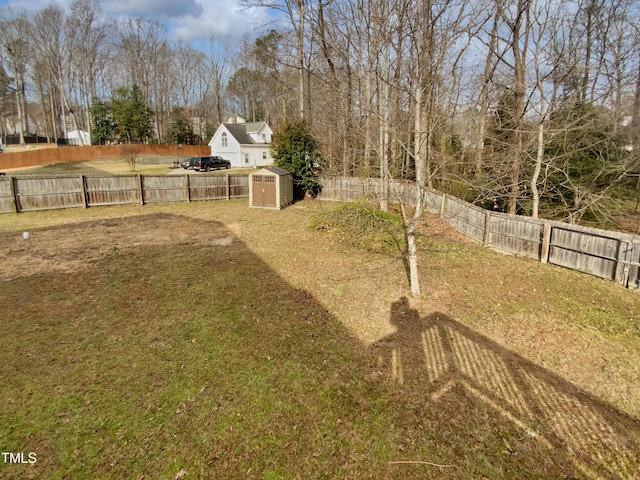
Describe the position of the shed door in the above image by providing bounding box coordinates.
[252,174,277,207]
[263,176,276,207]
[252,175,265,206]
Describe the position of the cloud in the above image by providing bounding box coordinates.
[0,0,271,46]
[103,0,203,19]
[169,0,269,44]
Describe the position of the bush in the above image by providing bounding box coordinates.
[309,202,407,256]
[271,118,323,198]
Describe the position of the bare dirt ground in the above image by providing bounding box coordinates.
[0,213,236,281]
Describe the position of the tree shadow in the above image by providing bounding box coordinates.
[370,297,640,479]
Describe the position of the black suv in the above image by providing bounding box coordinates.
[193,156,231,172]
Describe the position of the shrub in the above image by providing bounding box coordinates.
[271,118,323,198]
[309,202,407,256]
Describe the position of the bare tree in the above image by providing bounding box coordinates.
[31,4,84,140]
[202,35,234,128]
[0,8,30,143]
[238,0,307,119]
[65,0,112,142]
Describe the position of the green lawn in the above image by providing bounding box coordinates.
[1,200,639,479]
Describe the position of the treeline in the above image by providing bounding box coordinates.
[1,0,640,225]
[238,0,640,226]
[0,0,238,147]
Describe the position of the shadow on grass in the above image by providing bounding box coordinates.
[0,213,638,479]
[372,297,640,479]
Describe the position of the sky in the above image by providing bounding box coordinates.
[0,0,273,45]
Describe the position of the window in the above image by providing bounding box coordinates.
[262,151,267,160]
[221,132,227,147]
[245,154,249,164]
[261,133,266,142]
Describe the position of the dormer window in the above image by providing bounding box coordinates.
[222,132,228,147]
[261,133,266,142]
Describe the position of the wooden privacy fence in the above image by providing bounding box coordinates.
[0,144,210,170]
[0,174,249,213]
[318,176,640,290]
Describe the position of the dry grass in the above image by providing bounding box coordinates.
[4,157,178,176]
[1,199,639,479]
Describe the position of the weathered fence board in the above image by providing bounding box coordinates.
[189,175,228,201]
[142,175,189,203]
[487,215,543,259]
[14,176,84,211]
[443,196,486,243]
[0,144,210,170]
[628,242,640,289]
[547,228,622,280]
[425,190,443,214]
[389,180,418,206]
[548,244,617,280]
[2,174,249,213]
[85,175,141,206]
[0,177,14,213]
[229,175,249,198]
[550,228,619,260]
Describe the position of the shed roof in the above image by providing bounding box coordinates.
[253,166,291,176]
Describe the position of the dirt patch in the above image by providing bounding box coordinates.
[0,213,235,280]
[419,211,470,243]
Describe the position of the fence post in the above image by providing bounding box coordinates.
[185,175,191,202]
[9,176,18,213]
[137,174,144,205]
[541,223,552,263]
[226,174,230,200]
[80,175,88,208]
[440,193,446,217]
[483,211,491,246]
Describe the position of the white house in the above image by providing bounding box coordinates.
[67,130,90,146]
[209,118,274,168]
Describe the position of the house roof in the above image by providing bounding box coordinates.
[224,123,255,144]
[223,122,270,145]
[244,122,267,134]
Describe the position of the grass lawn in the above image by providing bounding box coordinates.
[3,158,175,176]
[1,199,639,479]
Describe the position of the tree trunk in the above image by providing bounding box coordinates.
[298,0,305,119]
[531,121,544,218]
[14,85,25,144]
[476,12,499,177]
[403,187,424,297]
[631,61,640,148]
[503,0,530,215]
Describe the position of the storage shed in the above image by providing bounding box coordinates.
[249,167,293,210]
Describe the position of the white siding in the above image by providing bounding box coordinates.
[210,126,243,166]
[241,145,273,167]
[209,122,274,168]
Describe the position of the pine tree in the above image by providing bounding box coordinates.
[89,97,113,145]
